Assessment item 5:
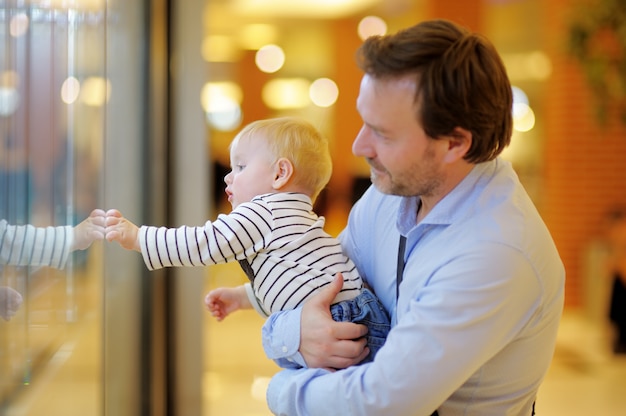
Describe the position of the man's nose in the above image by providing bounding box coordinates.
[352,125,372,157]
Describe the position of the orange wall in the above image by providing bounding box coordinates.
[544,0,626,308]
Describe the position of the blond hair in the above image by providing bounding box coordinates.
[231,117,332,202]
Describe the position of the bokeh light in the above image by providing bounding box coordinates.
[239,24,279,50]
[503,51,552,82]
[262,78,310,109]
[80,77,111,107]
[0,88,19,116]
[0,71,20,116]
[61,77,81,104]
[512,85,529,107]
[255,44,285,73]
[10,13,29,38]
[526,51,552,81]
[511,85,535,132]
[201,82,243,131]
[513,103,535,132]
[309,78,339,107]
[357,16,387,40]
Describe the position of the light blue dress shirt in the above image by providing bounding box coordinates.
[263,158,565,415]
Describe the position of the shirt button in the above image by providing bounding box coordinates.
[282,345,288,353]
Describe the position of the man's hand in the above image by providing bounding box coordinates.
[300,273,370,370]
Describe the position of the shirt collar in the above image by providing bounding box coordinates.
[396,159,501,233]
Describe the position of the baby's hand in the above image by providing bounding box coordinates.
[204,286,249,321]
[105,209,140,252]
[0,286,23,321]
[71,209,106,251]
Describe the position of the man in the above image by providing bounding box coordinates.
[262,19,565,415]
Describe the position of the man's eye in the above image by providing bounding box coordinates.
[236,165,245,171]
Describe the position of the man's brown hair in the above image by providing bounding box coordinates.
[357,19,513,163]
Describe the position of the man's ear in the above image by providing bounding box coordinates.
[272,157,294,189]
[443,127,472,164]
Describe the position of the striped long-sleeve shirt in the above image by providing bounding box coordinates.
[0,219,72,269]
[139,192,363,315]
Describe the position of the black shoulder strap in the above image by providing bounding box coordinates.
[396,235,407,302]
[238,259,255,282]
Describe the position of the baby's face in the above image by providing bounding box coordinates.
[224,135,276,208]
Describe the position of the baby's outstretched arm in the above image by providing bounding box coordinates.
[105,209,141,252]
[205,285,251,321]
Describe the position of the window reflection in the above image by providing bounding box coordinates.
[1,3,105,413]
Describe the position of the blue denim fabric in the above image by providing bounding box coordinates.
[330,288,390,363]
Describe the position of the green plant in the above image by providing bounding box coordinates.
[567,0,626,124]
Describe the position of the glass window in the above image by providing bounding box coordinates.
[1,3,106,413]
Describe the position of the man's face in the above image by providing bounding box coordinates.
[353,74,448,197]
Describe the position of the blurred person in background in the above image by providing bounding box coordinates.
[607,208,626,354]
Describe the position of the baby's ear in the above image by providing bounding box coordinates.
[273,157,294,189]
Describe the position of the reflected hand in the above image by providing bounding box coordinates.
[71,209,106,251]
[105,209,140,252]
[0,286,23,321]
[300,273,369,370]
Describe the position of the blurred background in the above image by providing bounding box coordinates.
[1,0,626,415]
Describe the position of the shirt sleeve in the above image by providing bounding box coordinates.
[261,308,307,369]
[1,220,72,269]
[138,200,274,270]
[266,368,332,415]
